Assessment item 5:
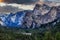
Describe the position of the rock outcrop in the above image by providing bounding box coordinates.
[22,3,60,28]
[0,3,60,29]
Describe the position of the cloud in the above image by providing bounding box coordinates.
[4,0,39,4]
[0,5,22,13]
[3,0,60,4]
[0,3,34,13]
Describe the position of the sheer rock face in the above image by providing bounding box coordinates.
[0,3,60,28]
[23,11,33,28]
[32,4,57,26]
[56,6,60,18]
[23,3,60,28]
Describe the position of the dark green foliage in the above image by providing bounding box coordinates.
[0,22,60,40]
[55,32,60,40]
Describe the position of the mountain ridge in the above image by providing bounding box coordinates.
[0,3,60,29]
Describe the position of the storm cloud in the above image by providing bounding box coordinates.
[4,0,39,4]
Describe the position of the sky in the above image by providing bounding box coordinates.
[0,0,37,13]
[0,0,60,13]
[0,0,60,4]
[0,0,39,4]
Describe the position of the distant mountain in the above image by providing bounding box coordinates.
[0,3,60,29]
[22,4,60,28]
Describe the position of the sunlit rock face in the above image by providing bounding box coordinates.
[22,3,60,28]
[22,11,33,28]
[33,4,57,23]
[31,4,57,27]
